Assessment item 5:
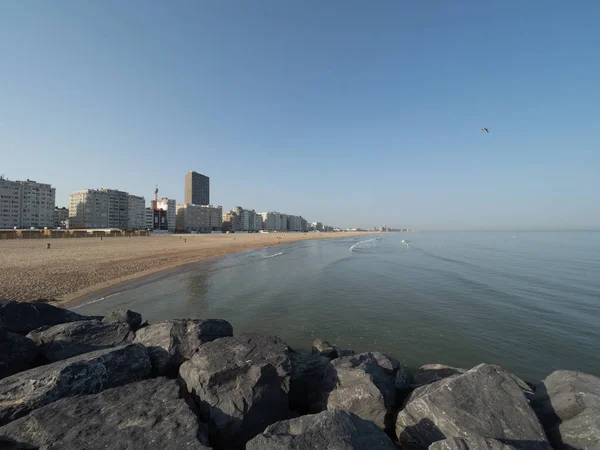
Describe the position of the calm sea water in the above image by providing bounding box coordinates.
[73,232,600,381]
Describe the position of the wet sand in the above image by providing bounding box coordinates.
[0,232,375,306]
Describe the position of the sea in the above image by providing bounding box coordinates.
[72,231,600,382]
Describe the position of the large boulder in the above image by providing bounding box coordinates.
[0,378,210,450]
[179,334,292,449]
[396,364,549,449]
[27,320,135,362]
[429,437,552,449]
[246,410,396,450]
[102,308,143,331]
[134,319,233,376]
[413,364,467,385]
[0,330,38,379]
[0,300,95,334]
[0,343,151,425]
[326,352,402,431]
[288,352,337,414]
[531,370,600,449]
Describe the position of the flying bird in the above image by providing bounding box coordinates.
[481,127,489,133]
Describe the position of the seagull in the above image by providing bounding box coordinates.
[482,127,489,133]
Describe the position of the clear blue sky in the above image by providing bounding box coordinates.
[1,1,598,230]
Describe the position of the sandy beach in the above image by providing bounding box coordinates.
[0,232,375,305]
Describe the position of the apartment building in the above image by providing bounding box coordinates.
[176,204,222,232]
[184,171,209,206]
[0,177,55,229]
[126,195,146,229]
[53,207,69,228]
[144,208,154,230]
[68,189,128,229]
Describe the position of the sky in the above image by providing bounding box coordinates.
[1,1,599,230]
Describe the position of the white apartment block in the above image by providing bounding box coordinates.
[0,178,55,229]
[279,213,288,231]
[176,204,222,232]
[68,189,128,229]
[127,195,146,229]
[156,198,176,232]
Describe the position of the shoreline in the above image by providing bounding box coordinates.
[0,231,377,307]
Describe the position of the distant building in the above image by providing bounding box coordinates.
[184,171,210,206]
[310,222,323,232]
[53,207,69,229]
[176,204,222,232]
[68,189,128,229]
[0,177,56,229]
[287,215,303,232]
[144,208,154,230]
[156,198,176,232]
[127,195,146,229]
[253,214,263,232]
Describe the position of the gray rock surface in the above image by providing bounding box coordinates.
[27,320,134,362]
[0,300,94,334]
[531,370,600,449]
[134,319,233,376]
[413,364,467,385]
[396,364,549,449]
[429,437,553,450]
[327,352,399,431]
[288,352,336,414]
[102,308,143,330]
[0,378,210,450]
[179,334,291,449]
[0,330,38,379]
[246,410,396,450]
[0,343,151,425]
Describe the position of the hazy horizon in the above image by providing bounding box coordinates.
[1,1,598,230]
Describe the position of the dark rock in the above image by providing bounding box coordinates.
[0,378,210,450]
[0,300,94,334]
[531,370,600,449]
[179,333,291,449]
[0,330,38,379]
[429,436,553,450]
[326,352,399,431]
[396,364,549,449]
[102,308,143,331]
[319,347,339,359]
[27,320,134,362]
[339,349,356,357]
[0,437,37,449]
[288,352,336,414]
[134,319,233,376]
[413,363,467,385]
[246,410,396,450]
[0,344,151,425]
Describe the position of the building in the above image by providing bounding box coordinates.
[300,217,307,232]
[53,207,69,229]
[184,171,210,206]
[176,204,222,232]
[0,177,56,229]
[259,212,275,231]
[287,215,303,232]
[223,210,241,232]
[310,222,324,232]
[253,214,263,232]
[127,195,146,229]
[68,188,128,229]
[156,198,176,232]
[144,208,154,230]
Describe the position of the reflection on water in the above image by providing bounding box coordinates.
[72,232,600,381]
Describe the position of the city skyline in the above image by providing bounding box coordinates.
[1,2,598,230]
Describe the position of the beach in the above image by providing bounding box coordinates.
[0,232,374,305]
